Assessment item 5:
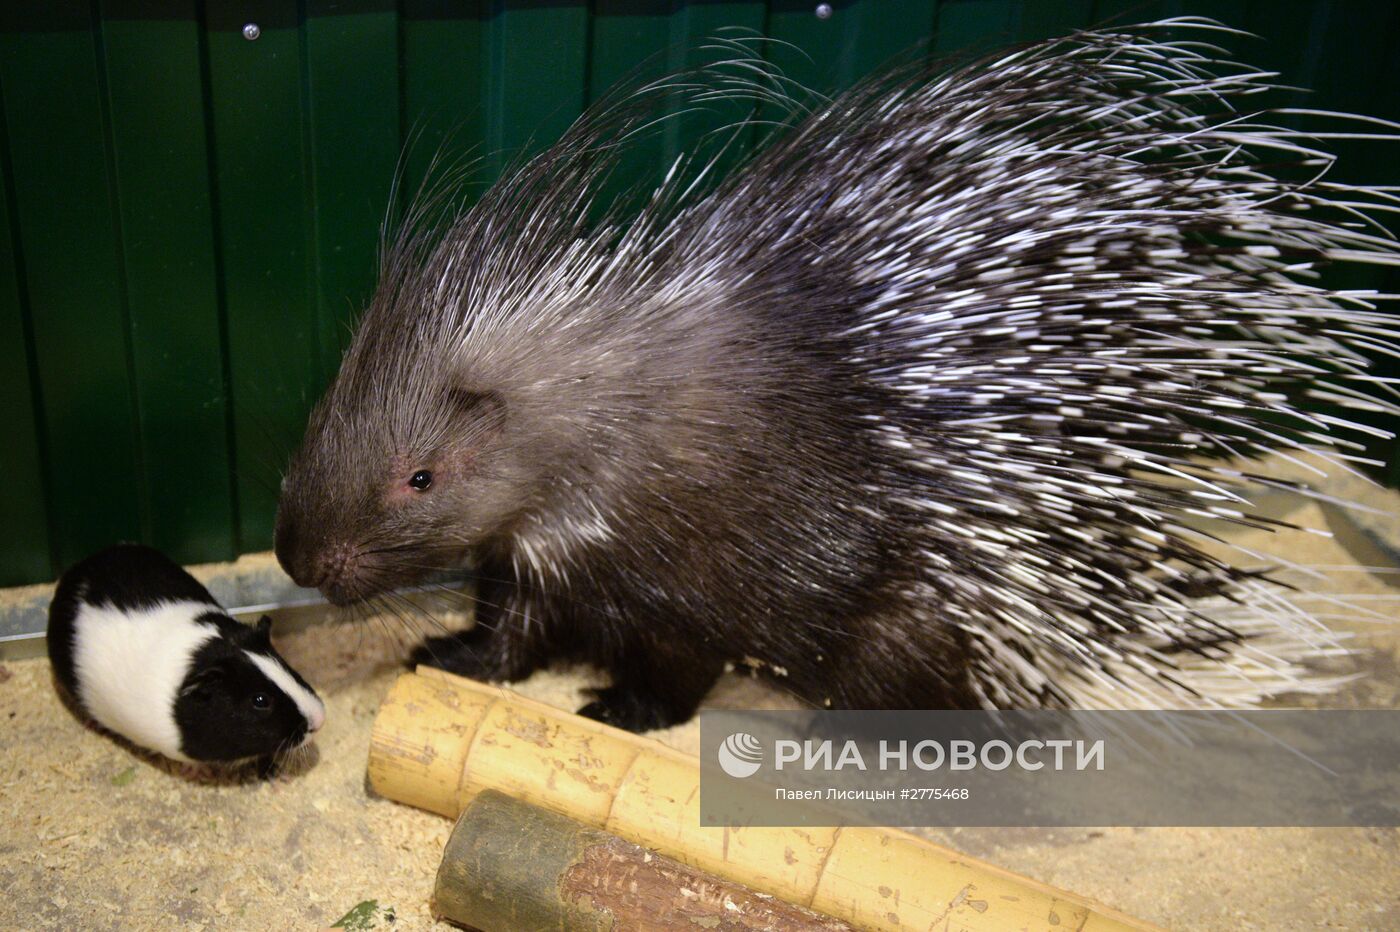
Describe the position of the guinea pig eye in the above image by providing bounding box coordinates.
[408,470,433,491]
[251,693,272,711]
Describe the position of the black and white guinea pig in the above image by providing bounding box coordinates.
[47,543,325,766]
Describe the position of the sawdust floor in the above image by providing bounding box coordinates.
[3,493,1400,931]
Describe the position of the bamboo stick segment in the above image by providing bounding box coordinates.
[370,668,1161,932]
[433,789,857,931]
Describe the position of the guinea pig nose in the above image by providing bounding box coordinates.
[307,704,326,733]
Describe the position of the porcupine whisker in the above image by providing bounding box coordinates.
[355,602,401,652]
[382,589,462,640]
[417,582,502,628]
[372,586,442,636]
[372,599,428,657]
[365,582,510,650]
[411,582,544,633]
[350,599,378,654]
[359,603,403,657]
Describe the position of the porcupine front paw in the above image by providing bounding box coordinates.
[410,625,539,683]
[577,657,722,732]
[577,684,693,732]
[579,649,728,727]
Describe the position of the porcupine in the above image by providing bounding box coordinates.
[274,19,1400,731]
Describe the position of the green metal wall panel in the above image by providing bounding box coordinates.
[486,2,591,177]
[0,110,52,587]
[304,1,402,380]
[931,0,1019,55]
[100,0,237,563]
[203,3,321,554]
[399,2,487,216]
[770,0,939,94]
[1016,1,1094,41]
[589,1,674,207]
[589,3,675,103]
[0,4,146,573]
[667,1,768,185]
[766,1,846,95]
[0,0,1395,586]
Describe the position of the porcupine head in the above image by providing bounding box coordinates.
[278,23,1400,730]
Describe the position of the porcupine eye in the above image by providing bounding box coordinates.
[408,470,433,492]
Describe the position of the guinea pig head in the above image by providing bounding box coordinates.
[174,616,326,763]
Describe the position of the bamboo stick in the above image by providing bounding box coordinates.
[370,668,1161,932]
[434,789,857,930]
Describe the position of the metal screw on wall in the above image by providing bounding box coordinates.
[243,22,261,41]
[815,3,834,19]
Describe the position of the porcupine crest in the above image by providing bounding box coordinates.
[288,18,1400,714]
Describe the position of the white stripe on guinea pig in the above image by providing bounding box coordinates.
[48,544,325,765]
[246,651,326,734]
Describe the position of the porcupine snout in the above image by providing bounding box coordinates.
[313,543,366,605]
[275,516,365,606]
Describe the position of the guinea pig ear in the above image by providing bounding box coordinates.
[249,615,274,650]
[179,663,227,700]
